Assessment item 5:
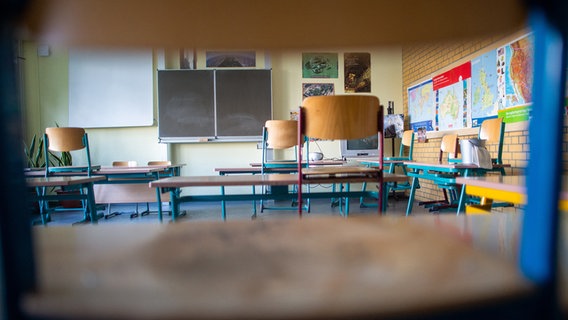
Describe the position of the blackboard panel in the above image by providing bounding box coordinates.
[157,69,272,142]
[158,70,215,139]
[215,69,272,137]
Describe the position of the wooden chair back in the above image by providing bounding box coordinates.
[478,117,505,164]
[301,95,380,140]
[112,161,138,167]
[265,120,300,150]
[298,95,383,214]
[45,127,86,152]
[44,127,93,176]
[399,130,415,159]
[439,134,459,164]
[148,161,172,166]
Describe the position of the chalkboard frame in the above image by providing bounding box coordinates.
[158,69,273,143]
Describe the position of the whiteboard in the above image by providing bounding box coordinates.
[69,48,154,128]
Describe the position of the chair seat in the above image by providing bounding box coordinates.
[302,166,381,178]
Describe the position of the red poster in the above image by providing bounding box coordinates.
[432,61,471,90]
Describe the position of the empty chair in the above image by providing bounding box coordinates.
[477,117,508,175]
[297,95,384,215]
[416,134,461,211]
[359,129,415,207]
[259,120,309,213]
[147,160,172,166]
[112,160,137,167]
[41,127,99,222]
[44,127,95,176]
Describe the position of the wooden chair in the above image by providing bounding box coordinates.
[112,160,137,167]
[40,127,99,222]
[43,127,95,177]
[298,95,384,215]
[260,120,309,213]
[477,117,508,175]
[417,134,462,211]
[147,160,171,166]
[360,129,414,207]
[384,129,415,196]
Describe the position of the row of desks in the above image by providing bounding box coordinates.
[150,172,409,221]
[26,160,537,224]
[25,164,184,223]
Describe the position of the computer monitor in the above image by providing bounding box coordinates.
[340,114,404,158]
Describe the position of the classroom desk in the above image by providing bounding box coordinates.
[249,159,345,167]
[456,175,568,213]
[150,172,408,221]
[24,213,568,320]
[25,164,184,222]
[404,162,481,215]
[26,176,106,225]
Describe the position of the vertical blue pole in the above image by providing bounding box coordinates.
[521,6,566,313]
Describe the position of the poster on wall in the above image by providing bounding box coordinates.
[344,52,371,92]
[471,49,500,127]
[432,61,471,131]
[408,79,435,133]
[302,83,335,99]
[497,34,534,123]
[302,53,338,78]
[205,51,256,67]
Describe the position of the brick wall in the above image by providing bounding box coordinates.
[401,32,530,203]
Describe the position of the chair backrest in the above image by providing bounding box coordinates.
[44,127,92,176]
[147,160,172,166]
[262,120,305,171]
[298,95,383,213]
[398,130,415,160]
[265,120,299,150]
[478,117,505,164]
[300,95,381,141]
[112,161,137,167]
[439,134,459,164]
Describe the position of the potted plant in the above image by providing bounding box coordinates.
[23,133,45,169]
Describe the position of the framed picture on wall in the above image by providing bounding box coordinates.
[302,53,338,78]
[205,51,256,68]
[302,83,335,99]
[344,52,371,93]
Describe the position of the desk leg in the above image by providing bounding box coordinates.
[382,182,389,213]
[221,186,227,221]
[251,186,257,219]
[406,176,419,216]
[155,188,163,223]
[86,183,99,224]
[345,183,350,216]
[456,169,470,215]
[170,189,179,222]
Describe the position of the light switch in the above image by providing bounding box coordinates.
[37,44,50,57]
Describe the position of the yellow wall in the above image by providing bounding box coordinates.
[21,43,402,194]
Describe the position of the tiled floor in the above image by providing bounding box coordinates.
[32,194,446,226]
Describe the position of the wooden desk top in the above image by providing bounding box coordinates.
[26,175,106,187]
[25,164,184,177]
[456,175,526,192]
[249,160,345,167]
[405,161,480,170]
[456,175,568,208]
[23,214,542,320]
[215,167,297,174]
[150,173,408,189]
